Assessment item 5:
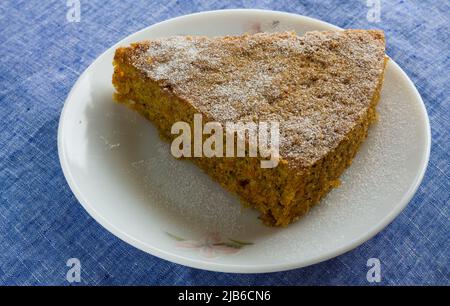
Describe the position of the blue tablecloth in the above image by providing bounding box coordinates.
[0,0,448,285]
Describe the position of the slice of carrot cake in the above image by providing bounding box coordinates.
[112,30,387,226]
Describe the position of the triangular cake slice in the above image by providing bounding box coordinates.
[113,30,387,226]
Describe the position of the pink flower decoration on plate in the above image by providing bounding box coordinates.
[166,232,253,258]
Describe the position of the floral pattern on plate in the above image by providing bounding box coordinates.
[166,232,253,258]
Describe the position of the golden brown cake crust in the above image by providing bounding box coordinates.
[112,30,387,226]
[116,30,385,168]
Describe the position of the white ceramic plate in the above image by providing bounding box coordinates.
[58,9,430,273]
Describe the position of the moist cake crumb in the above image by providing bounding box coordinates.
[113,30,387,226]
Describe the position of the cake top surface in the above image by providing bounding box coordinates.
[121,30,386,167]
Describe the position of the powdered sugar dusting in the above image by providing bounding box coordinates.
[128,140,247,235]
[128,30,386,167]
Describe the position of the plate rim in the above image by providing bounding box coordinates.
[58,9,431,273]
